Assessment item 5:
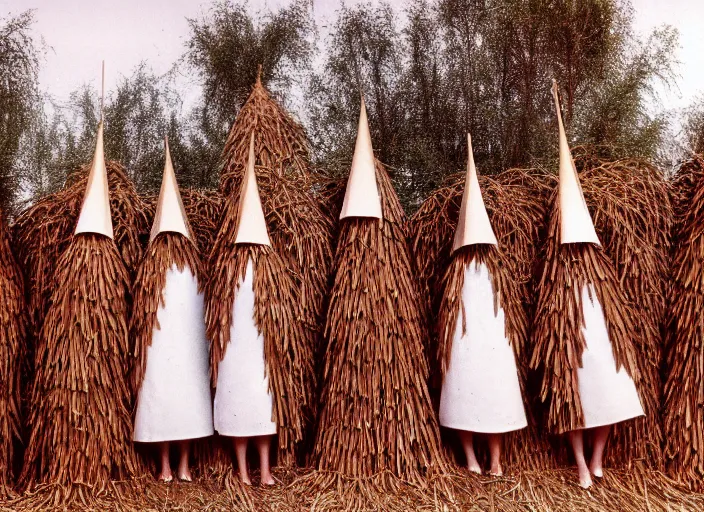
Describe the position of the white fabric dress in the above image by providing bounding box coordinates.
[133,265,214,442]
[439,260,527,433]
[213,258,277,436]
[576,284,644,429]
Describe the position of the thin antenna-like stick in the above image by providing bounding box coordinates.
[101,61,105,122]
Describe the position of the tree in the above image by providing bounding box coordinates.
[0,10,42,213]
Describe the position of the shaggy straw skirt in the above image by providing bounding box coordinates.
[214,258,276,437]
[133,265,214,442]
[439,261,527,433]
[577,284,643,429]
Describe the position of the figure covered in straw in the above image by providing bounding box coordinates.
[131,140,213,482]
[207,134,311,486]
[21,119,139,501]
[313,99,446,482]
[436,134,527,476]
[530,81,644,488]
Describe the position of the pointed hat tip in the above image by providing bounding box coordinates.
[149,138,192,242]
[234,132,271,246]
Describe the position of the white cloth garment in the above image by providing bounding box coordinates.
[577,284,644,429]
[214,258,277,437]
[133,265,214,442]
[439,260,527,433]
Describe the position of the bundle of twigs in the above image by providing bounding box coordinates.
[0,212,27,497]
[219,73,310,196]
[206,194,312,466]
[215,78,333,419]
[141,189,223,257]
[12,162,149,342]
[410,169,551,470]
[20,234,139,506]
[130,234,204,394]
[663,155,704,488]
[578,158,671,467]
[530,199,643,435]
[313,160,447,482]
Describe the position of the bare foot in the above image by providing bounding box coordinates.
[239,473,252,486]
[158,469,173,483]
[177,467,193,482]
[260,472,275,486]
[577,464,593,489]
[468,462,482,475]
[489,463,503,477]
[589,461,603,478]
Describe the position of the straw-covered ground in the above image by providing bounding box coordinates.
[0,465,702,511]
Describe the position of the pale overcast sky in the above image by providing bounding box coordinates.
[2,0,703,111]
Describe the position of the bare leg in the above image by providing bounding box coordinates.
[457,430,481,474]
[568,430,592,489]
[158,442,173,482]
[256,435,275,485]
[488,434,503,476]
[233,437,251,485]
[177,440,192,481]
[589,425,610,478]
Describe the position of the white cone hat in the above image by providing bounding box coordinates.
[234,133,271,246]
[75,121,114,239]
[552,80,600,245]
[150,138,192,243]
[339,97,383,220]
[452,134,498,252]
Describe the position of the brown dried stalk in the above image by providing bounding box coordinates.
[20,234,139,503]
[313,160,448,482]
[206,192,312,466]
[0,211,27,497]
[530,199,643,434]
[12,162,149,342]
[663,155,704,488]
[130,234,205,394]
[578,158,671,467]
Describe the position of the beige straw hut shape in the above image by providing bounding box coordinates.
[313,99,447,482]
[21,121,139,503]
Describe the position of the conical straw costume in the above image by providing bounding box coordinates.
[131,140,213,450]
[216,74,333,428]
[663,155,704,488]
[530,82,644,437]
[435,135,551,469]
[206,134,311,466]
[313,99,447,482]
[20,122,139,504]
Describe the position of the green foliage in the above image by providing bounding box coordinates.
[0,10,42,213]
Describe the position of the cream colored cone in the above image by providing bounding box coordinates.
[552,80,600,245]
[452,134,498,252]
[150,138,192,243]
[339,97,383,220]
[75,121,114,238]
[234,133,271,246]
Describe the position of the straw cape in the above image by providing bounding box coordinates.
[437,134,527,435]
[131,141,213,445]
[663,155,704,488]
[207,134,311,464]
[312,99,447,483]
[20,121,139,504]
[530,83,644,435]
[0,211,27,497]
